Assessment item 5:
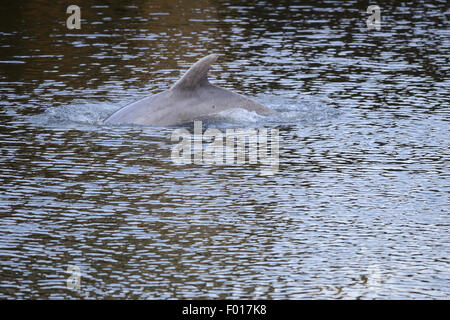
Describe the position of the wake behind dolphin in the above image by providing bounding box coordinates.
[104,54,275,126]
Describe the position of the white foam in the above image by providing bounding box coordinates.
[30,101,116,128]
[29,94,339,129]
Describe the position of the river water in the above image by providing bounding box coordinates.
[0,0,448,299]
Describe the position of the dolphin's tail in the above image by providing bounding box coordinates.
[171,54,218,91]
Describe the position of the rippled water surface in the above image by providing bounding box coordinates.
[0,0,449,299]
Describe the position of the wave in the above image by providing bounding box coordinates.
[29,94,340,129]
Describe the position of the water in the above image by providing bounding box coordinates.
[0,0,449,299]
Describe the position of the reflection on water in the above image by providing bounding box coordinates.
[0,0,449,299]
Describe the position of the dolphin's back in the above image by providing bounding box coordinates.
[104,92,165,125]
[104,54,274,126]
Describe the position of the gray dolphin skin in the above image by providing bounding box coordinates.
[104,54,275,126]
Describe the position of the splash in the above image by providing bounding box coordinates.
[208,94,339,128]
[29,94,339,129]
[29,101,118,128]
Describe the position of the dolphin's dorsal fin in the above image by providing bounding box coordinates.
[171,54,218,90]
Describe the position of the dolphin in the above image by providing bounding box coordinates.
[104,54,274,126]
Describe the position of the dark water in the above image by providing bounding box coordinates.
[0,0,449,299]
